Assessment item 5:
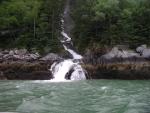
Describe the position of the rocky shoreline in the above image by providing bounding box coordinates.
[0,60,52,80]
[0,49,60,80]
[83,61,150,80]
[0,45,150,80]
[82,45,150,80]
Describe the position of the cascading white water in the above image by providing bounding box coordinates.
[50,0,87,81]
[50,26,86,81]
[50,59,86,81]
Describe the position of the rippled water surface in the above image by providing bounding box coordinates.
[0,80,150,113]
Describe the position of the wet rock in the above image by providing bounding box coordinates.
[65,68,74,80]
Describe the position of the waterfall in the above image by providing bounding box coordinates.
[50,0,87,81]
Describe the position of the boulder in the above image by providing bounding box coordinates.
[40,53,62,61]
[101,47,119,60]
[14,49,27,55]
[119,50,140,58]
[9,50,14,55]
[136,45,150,59]
[136,45,147,54]
[14,54,39,60]
[26,53,40,60]
[142,49,150,59]
[0,49,41,61]
[100,47,141,61]
[3,54,11,59]
[13,55,21,59]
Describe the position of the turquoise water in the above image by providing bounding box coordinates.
[0,80,150,113]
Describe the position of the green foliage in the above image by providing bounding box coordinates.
[1,0,150,53]
[72,0,150,51]
[0,0,65,53]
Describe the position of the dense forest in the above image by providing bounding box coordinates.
[0,0,64,53]
[0,0,150,53]
[71,0,150,52]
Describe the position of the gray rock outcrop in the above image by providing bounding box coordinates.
[101,47,140,60]
[40,53,62,61]
[136,45,150,59]
[0,49,40,60]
